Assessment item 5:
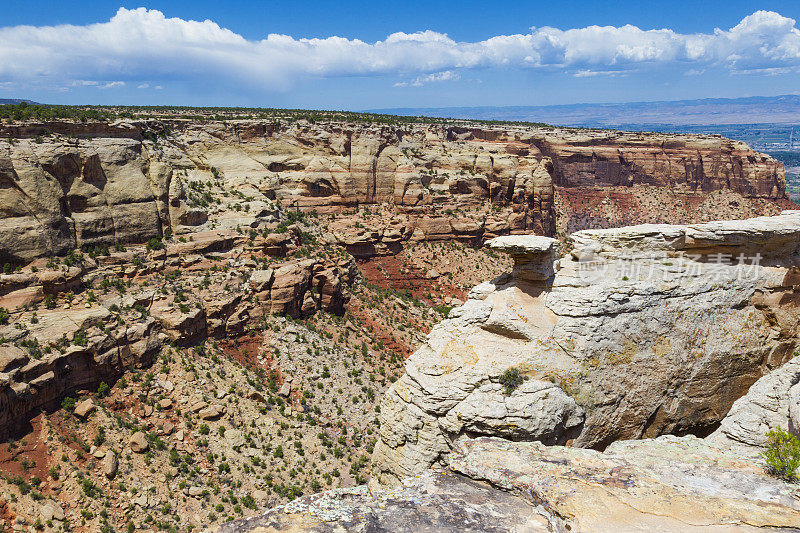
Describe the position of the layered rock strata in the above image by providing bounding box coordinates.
[1,120,791,265]
[371,211,800,486]
[0,231,356,438]
[0,306,159,436]
[222,229,800,532]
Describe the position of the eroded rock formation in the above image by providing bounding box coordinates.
[371,211,800,486]
[0,230,356,438]
[221,212,800,532]
[0,118,798,530]
[1,119,792,265]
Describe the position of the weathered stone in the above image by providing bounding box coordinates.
[709,358,800,448]
[73,398,96,419]
[215,470,551,533]
[102,451,118,479]
[198,404,225,420]
[249,269,274,292]
[448,435,800,532]
[40,501,65,522]
[0,345,28,373]
[129,431,149,453]
[373,213,800,486]
[486,235,559,280]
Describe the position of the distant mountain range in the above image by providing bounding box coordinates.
[369,95,800,127]
[0,99,38,105]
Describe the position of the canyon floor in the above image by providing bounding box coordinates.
[0,223,509,532]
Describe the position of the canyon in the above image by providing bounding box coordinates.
[0,111,798,532]
[0,117,791,267]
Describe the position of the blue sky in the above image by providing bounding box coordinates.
[2,1,800,109]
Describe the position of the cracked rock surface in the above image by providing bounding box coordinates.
[372,212,800,486]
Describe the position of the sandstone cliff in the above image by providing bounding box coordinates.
[0,120,791,266]
[219,212,800,533]
[372,211,800,486]
[0,229,356,438]
[0,117,797,531]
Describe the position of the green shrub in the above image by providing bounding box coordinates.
[762,427,800,482]
[0,307,8,325]
[73,329,88,346]
[96,381,110,398]
[61,397,76,412]
[499,367,525,395]
[146,238,165,251]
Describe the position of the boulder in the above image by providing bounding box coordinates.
[249,269,274,292]
[102,451,118,479]
[129,431,149,453]
[73,398,96,419]
[40,501,65,522]
[198,404,225,420]
[0,345,28,373]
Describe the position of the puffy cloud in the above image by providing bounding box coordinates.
[1,8,799,91]
[394,70,460,87]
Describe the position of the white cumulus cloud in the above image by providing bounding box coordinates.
[394,70,460,87]
[0,8,799,91]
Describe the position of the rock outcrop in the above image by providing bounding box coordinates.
[709,357,800,448]
[225,352,800,532]
[0,134,198,265]
[0,305,159,437]
[222,433,800,532]
[0,116,797,531]
[0,229,356,437]
[449,435,800,532]
[1,120,791,265]
[372,211,800,486]
[215,469,552,533]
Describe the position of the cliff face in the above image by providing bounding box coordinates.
[1,117,798,531]
[0,230,357,438]
[0,120,791,265]
[218,212,800,533]
[222,328,800,533]
[543,131,785,196]
[372,212,800,486]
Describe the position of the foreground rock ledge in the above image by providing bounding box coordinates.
[372,211,800,486]
[217,434,800,533]
[214,468,551,533]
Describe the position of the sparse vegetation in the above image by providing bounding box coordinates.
[499,367,525,395]
[762,427,800,482]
